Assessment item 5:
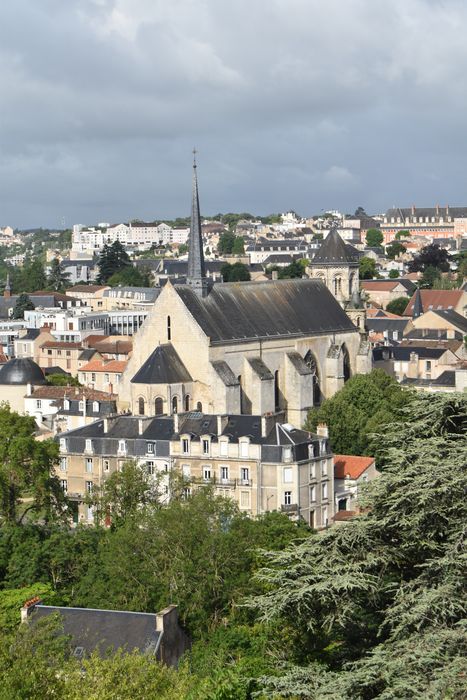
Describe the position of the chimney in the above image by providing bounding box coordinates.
[103,417,109,434]
[217,415,223,436]
[138,418,144,436]
[411,204,415,216]
[26,383,32,397]
[271,270,278,281]
[173,413,179,433]
[316,422,329,438]
[21,596,42,624]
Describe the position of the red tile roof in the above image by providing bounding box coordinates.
[333,510,358,522]
[79,359,127,373]
[40,341,82,349]
[361,280,405,292]
[334,455,375,479]
[403,289,464,316]
[28,386,117,400]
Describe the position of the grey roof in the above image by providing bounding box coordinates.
[33,605,161,656]
[20,329,41,341]
[247,357,273,380]
[78,348,99,361]
[366,318,410,333]
[211,360,239,386]
[0,358,46,385]
[373,346,449,362]
[431,309,467,333]
[187,159,208,296]
[400,370,456,387]
[131,344,192,384]
[412,287,423,319]
[311,228,359,265]
[176,278,356,345]
[385,206,467,219]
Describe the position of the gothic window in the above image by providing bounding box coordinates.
[342,344,351,382]
[274,370,280,410]
[138,397,145,415]
[196,401,202,412]
[333,277,342,296]
[167,315,171,341]
[172,396,178,414]
[185,395,190,412]
[304,351,322,406]
[155,397,163,415]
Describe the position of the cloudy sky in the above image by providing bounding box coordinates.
[1,0,467,227]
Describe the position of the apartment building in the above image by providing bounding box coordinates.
[57,413,334,529]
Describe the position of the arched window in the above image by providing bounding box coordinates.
[138,397,145,415]
[167,315,171,341]
[185,395,190,412]
[196,401,202,412]
[342,344,351,383]
[155,397,163,415]
[333,277,342,296]
[349,273,355,297]
[172,396,178,414]
[274,370,280,410]
[304,351,321,406]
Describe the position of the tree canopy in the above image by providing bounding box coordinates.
[385,241,406,259]
[220,262,251,282]
[359,256,377,279]
[46,258,70,292]
[12,292,35,319]
[409,243,450,274]
[97,241,131,283]
[386,296,409,315]
[365,228,383,247]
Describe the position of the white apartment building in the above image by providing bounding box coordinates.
[72,222,188,255]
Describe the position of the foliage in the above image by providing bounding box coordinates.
[97,241,131,283]
[218,232,237,255]
[388,269,399,278]
[278,260,306,279]
[220,262,251,282]
[178,243,189,255]
[12,292,35,319]
[365,228,383,247]
[252,392,467,699]
[0,583,57,633]
[420,264,441,289]
[46,258,70,292]
[385,296,409,315]
[359,256,377,279]
[409,243,450,273]
[107,265,152,287]
[395,229,410,240]
[304,370,411,455]
[46,374,81,387]
[11,258,47,294]
[385,241,406,259]
[232,235,245,255]
[0,405,68,525]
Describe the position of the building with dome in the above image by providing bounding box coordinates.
[0,358,46,413]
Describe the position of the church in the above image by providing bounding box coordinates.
[118,160,371,427]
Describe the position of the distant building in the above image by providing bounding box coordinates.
[381,205,467,242]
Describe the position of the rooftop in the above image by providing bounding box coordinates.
[334,454,375,479]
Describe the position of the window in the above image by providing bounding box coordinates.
[91,373,96,382]
[167,315,171,341]
[203,465,211,481]
[92,401,99,412]
[155,397,163,415]
[240,441,249,458]
[86,480,93,494]
[241,467,250,484]
[322,482,328,500]
[321,460,327,476]
[310,463,316,479]
[60,479,68,494]
[283,446,292,462]
[103,459,110,472]
[172,396,178,414]
[182,438,189,454]
[185,395,190,412]
[138,397,145,415]
[426,360,432,370]
[310,485,316,502]
[63,399,70,410]
[338,498,347,511]
[182,464,191,478]
[146,461,155,475]
[78,401,85,412]
[196,402,202,412]
[85,439,93,453]
[322,506,328,527]
[118,440,127,455]
[35,399,42,409]
[201,439,209,455]
[59,438,67,452]
[240,491,250,509]
[147,442,155,455]
[220,440,228,456]
[284,491,292,506]
[85,457,93,473]
[220,466,229,481]
[104,373,110,383]
[283,467,293,483]
[59,457,68,472]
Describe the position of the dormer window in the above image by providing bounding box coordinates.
[239,440,249,458]
[147,442,155,455]
[118,440,127,455]
[78,401,85,412]
[85,439,93,453]
[63,399,70,410]
[219,440,228,457]
[202,438,210,455]
[92,401,99,412]
[59,438,67,452]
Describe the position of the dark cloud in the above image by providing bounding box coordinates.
[0,0,466,226]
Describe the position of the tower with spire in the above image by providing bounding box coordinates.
[186,149,209,297]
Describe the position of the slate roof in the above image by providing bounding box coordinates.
[0,358,46,385]
[20,329,41,341]
[311,228,359,265]
[400,370,456,387]
[131,344,192,384]
[430,309,467,333]
[175,278,356,345]
[373,346,449,361]
[33,605,161,657]
[385,206,467,219]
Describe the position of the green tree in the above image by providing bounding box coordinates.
[220,262,251,282]
[395,229,410,240]
[218,232,236,255]
[409,243,450,273]
[0,405,68,524]
[178,243,189,255]
[386,296,409,315]
[97,241,131,283]
[304,370,411,455]
[252,393,467,700]
[12,293,35,319]
[365,228,383,247]
[359,256,377,279]
[107,265,152,287]
[388,269,400,278]
[47,258,70,292]
[46,374,81,387]
[420,264,441,288]
[279,260,304,279]
[232,235,245,255]
[386,241,406,259]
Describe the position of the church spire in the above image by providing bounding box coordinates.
[412,287,423,319]
[187,149,208,297]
